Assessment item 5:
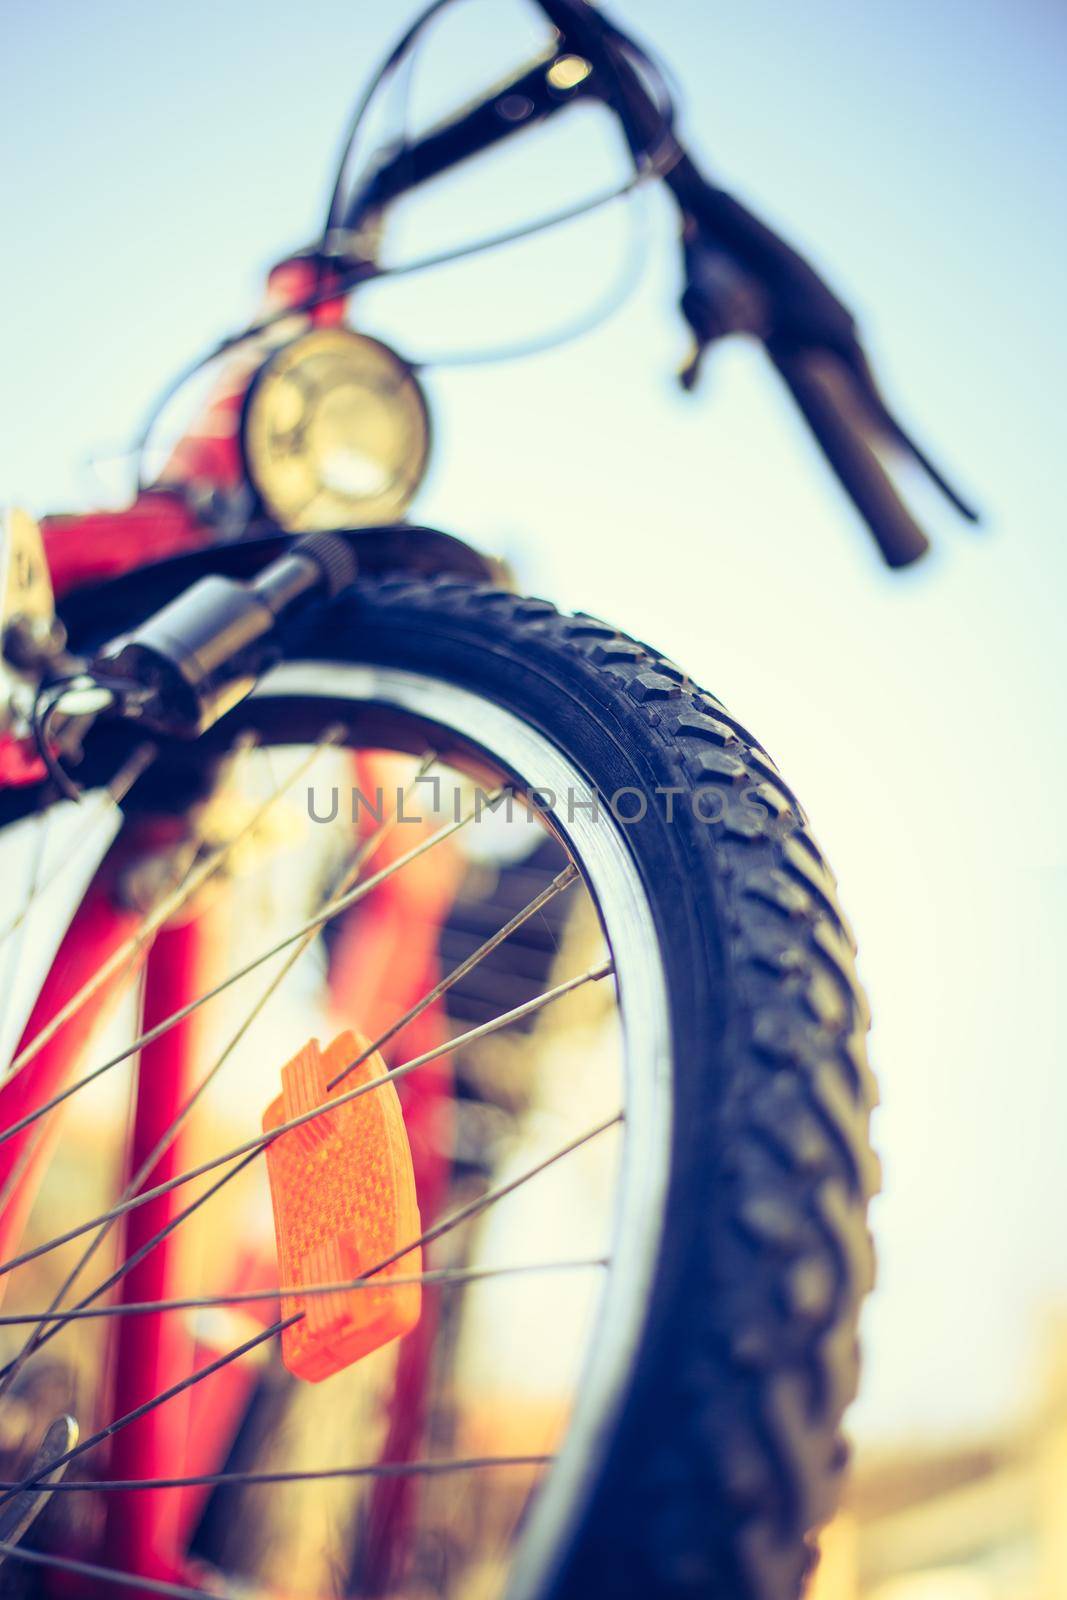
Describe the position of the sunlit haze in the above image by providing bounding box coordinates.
[1,0,1064,1450]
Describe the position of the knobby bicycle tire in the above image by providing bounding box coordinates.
[273,575,881,1600]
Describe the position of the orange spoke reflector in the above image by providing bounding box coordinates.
[263,1031,422,1382]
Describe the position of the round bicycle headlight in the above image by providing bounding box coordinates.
[242,327,430,532]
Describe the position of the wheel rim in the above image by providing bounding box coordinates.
[254,661,674,1600]
[0,661,673,1599]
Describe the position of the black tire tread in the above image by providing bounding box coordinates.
[300,575,879,1600]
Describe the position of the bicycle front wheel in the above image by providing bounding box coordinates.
[0,571,878,1600]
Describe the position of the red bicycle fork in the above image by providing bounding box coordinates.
[0,774,459,1592]
[104,912,218,1583]
[0,865,261,1591]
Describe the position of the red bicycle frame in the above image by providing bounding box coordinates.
[0,260,456,1590]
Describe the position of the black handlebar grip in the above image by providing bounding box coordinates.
[772,346,931,567]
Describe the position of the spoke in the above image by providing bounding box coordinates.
[326,861,579,1089]
[0,742,156,951]
[0,1256,609,1323]
[0,1122,47,1236]
[4,731,342,1084]
[0,754,442,1398]
[0,771,227,1223]
[371,1109,623,1280]
[0,960,614,1279]
[0,1318,295,1511]
[0,1150,261,1383]
[6,854,586,1361]
[0,1543,221,1600]
[0,1110,622,1507]
[22,1455,554,1494]
[0,735,627,1595]
[0,764,481,1153]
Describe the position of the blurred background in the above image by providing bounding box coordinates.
[1,1,1064,1595]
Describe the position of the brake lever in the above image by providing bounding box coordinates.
[538,0,979,564]
[678,223,770,390]
[677,186,979,563]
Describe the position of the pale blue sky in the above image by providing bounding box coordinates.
[1,0,1065,1444]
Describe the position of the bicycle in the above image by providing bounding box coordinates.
[0,2,975,1596]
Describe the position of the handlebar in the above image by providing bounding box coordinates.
[772,348,931,568]
[331,0,980,566]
